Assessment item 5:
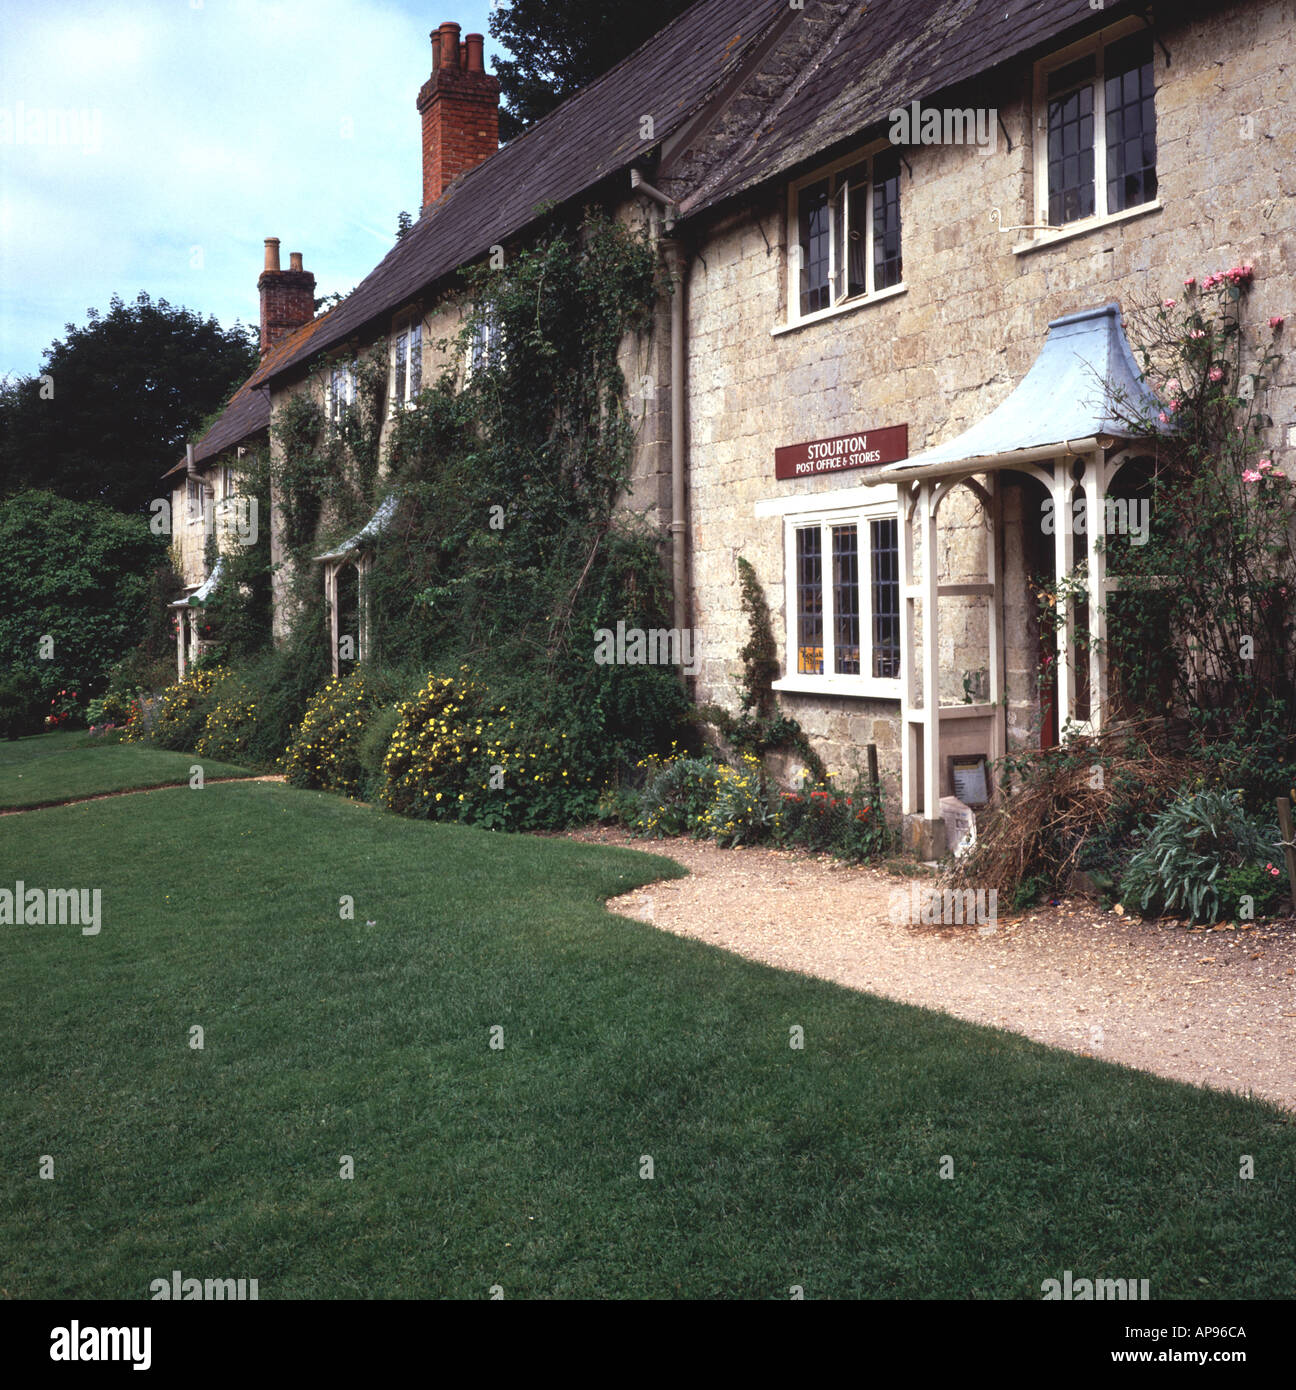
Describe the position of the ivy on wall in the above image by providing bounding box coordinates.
[249,207,689,785]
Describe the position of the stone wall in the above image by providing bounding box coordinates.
[682,0,1296,805]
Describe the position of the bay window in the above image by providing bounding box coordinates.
[778,502,902,694]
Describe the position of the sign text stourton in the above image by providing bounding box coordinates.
[775,424,908,480]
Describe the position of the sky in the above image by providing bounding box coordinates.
[0,0,503,377]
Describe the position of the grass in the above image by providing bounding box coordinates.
[1,736,1294,1299]
[0,731,250,810]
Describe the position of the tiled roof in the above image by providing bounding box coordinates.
[165,312,338,477]
[225,0,1143,402]
[678,0,1141,216]
[247,0,792,389]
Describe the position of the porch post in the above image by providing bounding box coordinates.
[986,473,1005,765]
[357,555,371,663]
[920,478,941,820]
[1084,451,1108,731]
[899,483,919,816]
[1052,463,1075,735]
[326,562,340,676]
[176,609,186,680]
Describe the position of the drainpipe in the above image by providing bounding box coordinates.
[662,239,688,635]
[631,169,688,635]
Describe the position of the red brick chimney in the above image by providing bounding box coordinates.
[257,238,316,356]
[416,21,500,210]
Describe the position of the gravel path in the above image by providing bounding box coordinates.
[576,828,1296,1112]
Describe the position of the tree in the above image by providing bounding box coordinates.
[0,491,171,707]
[0,292,258,515]
[489,0,696,137]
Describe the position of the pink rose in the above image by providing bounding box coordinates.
[1271,315,1285,329]
[1163,298,1176,309]
[1183,277,1196,289]
[1209,367,1224,381]
[1242,468,1262,482]
[1258,459,1273,471]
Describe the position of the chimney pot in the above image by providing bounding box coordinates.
[438,21,461,72]
[258,240,315,357]
[417,19,500,209]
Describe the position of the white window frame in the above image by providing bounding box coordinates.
[221,465,236,500]
[768,496,903,700]
[185,475,208,528]
[328,362,357,429]
[465,303,502,380]
[390,317,423,412]
[1030,16,1158,241]
[785,143,905,330]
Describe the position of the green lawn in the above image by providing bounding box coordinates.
[1,738,1293,1298]
[0,731,250,809]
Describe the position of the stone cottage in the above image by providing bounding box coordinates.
[169,0,1296,853]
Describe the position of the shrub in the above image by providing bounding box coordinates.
[700,754,777,847]
[378,672,491,818]
[776,774,890,862]
[356,704,403,803]
[632,752,724,838]
[0,491,169,706]
[596,784,641,826]
[144,666,230,751]
[378,673,595,830]
[1118,787,1279,923]
[104,643,178,704]
[195,681,259,763]
[86,687,140,729]
[1215,863,1286,921]
[0,670,39,740]
[43,687,84,730]
[1183,699,1296,814]
[236,634,331,769]
[282,670,397,797]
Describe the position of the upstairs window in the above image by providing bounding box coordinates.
[789,149,903,323]
[329,363,356,429]
[392,319,423,408]
[1038,27,1157,229]
[185,475,206,526]
[467,304,502,377]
